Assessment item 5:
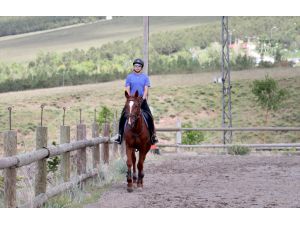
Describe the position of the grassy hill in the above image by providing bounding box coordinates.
[0,16,219,62]
[0,67,299,156]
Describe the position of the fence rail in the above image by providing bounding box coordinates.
[0,121,119,208]
[157,127,300,132]
[158,143,300,149]
[156,125,300,151]
[0,137,111,170]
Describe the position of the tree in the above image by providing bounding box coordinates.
[251,74,288,126]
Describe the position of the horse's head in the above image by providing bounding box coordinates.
[124,90,143,128]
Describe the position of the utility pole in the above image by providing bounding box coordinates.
[143,16,149,75]
[221,16,232,145]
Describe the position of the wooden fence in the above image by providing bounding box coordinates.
[2,115,300,207]
[0,121,120,208]
[156,121,300,151]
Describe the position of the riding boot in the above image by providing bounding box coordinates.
[147,116,158,144]
[115,108,126,145]
[151,132,159,144]
[115,134,123,145]
[141,99,158,144]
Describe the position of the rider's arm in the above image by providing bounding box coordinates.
[125,75,131,95]
[143,75,150,100]
[126,86,130,95]
[143,86,148,100]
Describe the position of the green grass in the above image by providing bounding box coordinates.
[0,67,299,156]
[228,145,251,155]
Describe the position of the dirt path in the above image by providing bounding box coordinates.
[85,152,300,208]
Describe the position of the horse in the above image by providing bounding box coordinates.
[123,90,151,192]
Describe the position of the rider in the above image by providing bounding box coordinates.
[115,58,158,145]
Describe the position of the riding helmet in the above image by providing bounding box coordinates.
[133,58,144,68]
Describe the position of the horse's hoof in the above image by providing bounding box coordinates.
[137,183,143,189]
[127,187,134,192]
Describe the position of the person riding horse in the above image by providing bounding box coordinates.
[115,58,158,145]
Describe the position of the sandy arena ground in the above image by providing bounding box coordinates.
[85,152,300,208]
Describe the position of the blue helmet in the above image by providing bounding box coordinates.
[133,58,144,67]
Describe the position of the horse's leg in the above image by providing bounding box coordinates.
[126,146,134,192]
[137,149,147,188]
[132,150,137,187]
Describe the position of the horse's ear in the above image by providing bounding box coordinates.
[125,90,130,98]
[134,90,139,97]
[138,96,143,103]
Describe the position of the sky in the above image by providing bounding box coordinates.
[1,0,299,16]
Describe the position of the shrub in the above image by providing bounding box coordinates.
[47,141,61,173]
[47,156,61,173]
[233,54,255,70]
[182,123,204,145]
[228,145,251,155]
[97,106,114,132]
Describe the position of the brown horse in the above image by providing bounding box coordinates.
[123,90,151,192]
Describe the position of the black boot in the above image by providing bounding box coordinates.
[115,134,123,145]
[116,107,126,145]
[151,133,158,144]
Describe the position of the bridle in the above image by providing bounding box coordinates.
[125,112,141,128]
[125,99,142,129]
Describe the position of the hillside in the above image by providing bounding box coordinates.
[0,16,299,94]
[0,67,299,156]
[0,16,219,62]
[0,16,105,37]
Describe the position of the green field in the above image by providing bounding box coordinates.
[0,67,299,156]
[0,16,219,62]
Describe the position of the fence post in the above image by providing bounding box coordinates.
[113,116,119,159]
[35,126,48,196]
[77,123,86,175]
[92,122,100,168]
[4,130,17,208]
[60,125,70,182]
[176,119,182,153]
[102,122,110,164]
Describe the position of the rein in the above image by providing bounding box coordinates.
[125,111,144,137]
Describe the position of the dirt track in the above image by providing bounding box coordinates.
[85,152,300,208]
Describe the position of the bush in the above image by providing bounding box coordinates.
[232,54,255,70]
[182,123,204,145]
[112,159,127,174]
[258,61,274,68]
[97,106,114,132]
[228,145,251,155]
[47,141,61,173]
[47,156,61,173]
